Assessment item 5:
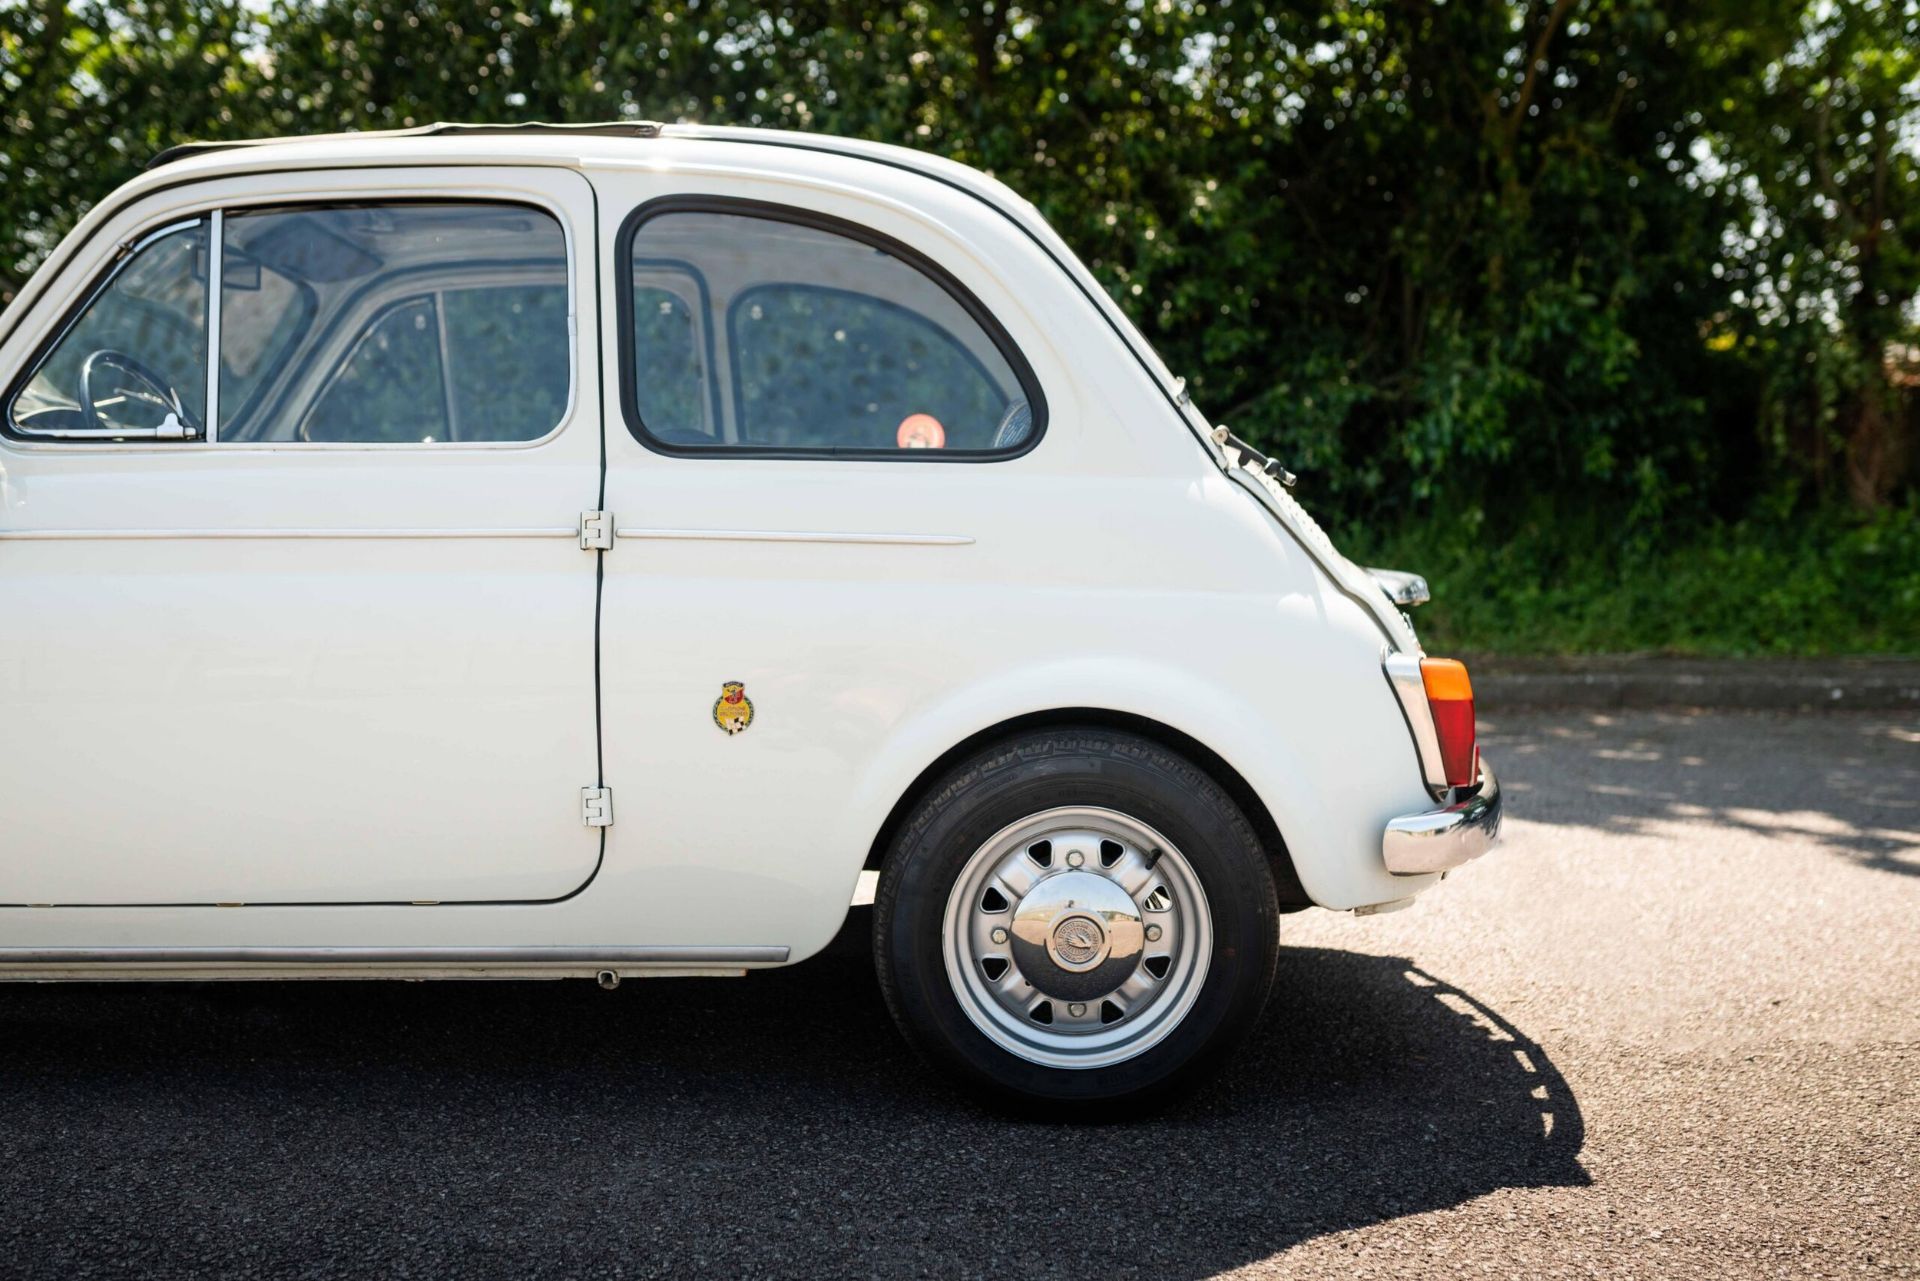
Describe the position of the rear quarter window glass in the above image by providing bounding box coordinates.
[621,204,1043,458]
[730,285,1009,451]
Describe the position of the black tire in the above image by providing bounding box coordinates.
[873,727,1280,1111]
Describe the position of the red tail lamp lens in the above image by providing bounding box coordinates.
[1419,658,1478,788]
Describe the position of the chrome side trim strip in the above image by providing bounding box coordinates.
[616,526,973,546]
[0,527,577,541]
[1383,759,1503,876]
[0,945,790,965]
[0,528,969,544]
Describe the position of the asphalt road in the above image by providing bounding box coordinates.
[0,710,1914,1279]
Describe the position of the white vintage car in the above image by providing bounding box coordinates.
[0,122,1499,1107]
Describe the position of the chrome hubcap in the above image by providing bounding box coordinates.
[942,807,1212,1070]
[1013,871,1141,999]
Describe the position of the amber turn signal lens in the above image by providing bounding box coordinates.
[1419,657,1478,788]
[1419,657,1473,703]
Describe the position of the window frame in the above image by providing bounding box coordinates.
[615,195,1049,462]
[2,192,579,453]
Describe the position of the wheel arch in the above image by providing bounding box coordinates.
[860,707,1311,911]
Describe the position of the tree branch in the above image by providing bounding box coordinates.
[1506,0,1580,144]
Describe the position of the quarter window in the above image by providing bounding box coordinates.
[6,219,210,440]
[622,206,1043,456]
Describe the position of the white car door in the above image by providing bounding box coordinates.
[592,170,1093,955]
[0,167,604,905]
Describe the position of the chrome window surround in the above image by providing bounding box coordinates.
[2,188,579,453]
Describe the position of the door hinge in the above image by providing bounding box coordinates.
[581,786,614,827]
[579,510,614,551]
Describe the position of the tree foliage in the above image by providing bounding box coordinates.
[2,0,1916,553]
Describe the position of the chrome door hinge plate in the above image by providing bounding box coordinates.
[1211,424,1297,488]
[581,786,614,827]
[579,510,614,551]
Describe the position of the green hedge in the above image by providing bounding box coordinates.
[1351,505,1920,656]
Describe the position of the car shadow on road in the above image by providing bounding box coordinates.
[0,936,1585,1278]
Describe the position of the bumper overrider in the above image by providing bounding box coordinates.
[1382,757,1503,876]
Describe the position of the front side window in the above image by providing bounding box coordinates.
[221,203,569,444]
[4,201,570,446]
[7,220,210,440]
[622,205,1043,457]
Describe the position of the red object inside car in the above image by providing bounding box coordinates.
[896,413,946,449]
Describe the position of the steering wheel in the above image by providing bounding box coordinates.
[78,349,196,434]
[991,398,1034,450]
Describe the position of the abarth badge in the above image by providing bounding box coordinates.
[713,681,754,736]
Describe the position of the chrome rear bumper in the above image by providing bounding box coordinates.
[1382,758,1503,875]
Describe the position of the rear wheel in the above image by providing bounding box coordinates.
[873,728,1279,1110]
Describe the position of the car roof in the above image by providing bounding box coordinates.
[146,121,672,169]
[139,121,1058,257]
[135,119,1085,312]
[143,121,1027,215]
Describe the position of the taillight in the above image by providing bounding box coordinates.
[1419,657,1478,788]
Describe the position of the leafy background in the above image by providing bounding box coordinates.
[3,0,1916,653]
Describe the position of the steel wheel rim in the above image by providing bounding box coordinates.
[941,806,1213,1070]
